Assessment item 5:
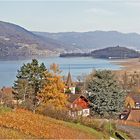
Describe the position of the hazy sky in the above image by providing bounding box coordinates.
[0,0,140,33]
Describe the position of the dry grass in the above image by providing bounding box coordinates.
[0,109,100,139]
[0,126,33,139]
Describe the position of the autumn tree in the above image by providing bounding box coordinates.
[13,59,47,112]
[121,71,140,93]
[0,88,13,107]
[86,70,126,119]
[38,64,67,112]
[129,71,140,91]
[50,63,62,74]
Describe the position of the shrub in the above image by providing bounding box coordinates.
[40,105,73,122]
[0,105,12,114]
[40,105,116,134]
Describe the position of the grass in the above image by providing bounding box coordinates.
[0,108,98,139]
[102,120,130,140]
[61,121,105,139]
[0,105,12,114]
[0,106,130,139]
[0,126,34,139]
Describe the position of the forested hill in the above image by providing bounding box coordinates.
[91,46,140,59]
[60,46,140,59]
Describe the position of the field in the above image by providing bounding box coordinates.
[0,106,131,139]
[0,107,107,139]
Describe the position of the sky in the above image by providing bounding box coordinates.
[0,0,140,33]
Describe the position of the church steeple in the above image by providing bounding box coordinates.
[66,71,73,87]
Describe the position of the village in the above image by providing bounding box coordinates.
[0,59,140,139]
[0,63,140,121]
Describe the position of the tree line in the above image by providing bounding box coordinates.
[2,59,137,119]
[13,59,67,113]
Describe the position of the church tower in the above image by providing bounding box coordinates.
[66,71,73,87]
[65,71,75,94]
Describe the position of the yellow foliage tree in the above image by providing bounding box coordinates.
[37,67,67,111]
[50,63,62,74]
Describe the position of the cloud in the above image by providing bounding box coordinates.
[85,8,114,16]
[123,1,140,8]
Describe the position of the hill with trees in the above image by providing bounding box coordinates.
[91,46,140,59]
[60,46,140,59]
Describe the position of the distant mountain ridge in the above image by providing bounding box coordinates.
[34,31,140,50]
[0,21,71,59]
[1,20,140,60]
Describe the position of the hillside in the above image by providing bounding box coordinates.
[0,106,130,139]
[91,46,140,59]
[0,21,70,59]
[0,108,107,139]
[1,21,140,60]
[34,31,140,50]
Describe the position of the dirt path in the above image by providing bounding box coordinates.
[116,124,140,139]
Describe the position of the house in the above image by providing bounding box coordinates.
[120,109,140,122]
[127,109,140,122]
[125,93,140,109]
[120,93,140,121]
[65,72,75,94]
[67,94,90,117]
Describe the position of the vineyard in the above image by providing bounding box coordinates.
[0,108,104,139]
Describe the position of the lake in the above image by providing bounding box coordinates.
[0,57,121,87]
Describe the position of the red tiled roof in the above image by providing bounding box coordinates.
[127,109,140,122]
[68,94,81,103]
[67,94,90,110]
[67,94,89,103]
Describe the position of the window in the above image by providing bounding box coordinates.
[82,109,89,116]
[136,102,140,108]
[78,111,82,115]
[74,104,77,108]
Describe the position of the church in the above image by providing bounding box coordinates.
[65,72,76,94]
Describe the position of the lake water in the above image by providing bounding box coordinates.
[0,57,121,87]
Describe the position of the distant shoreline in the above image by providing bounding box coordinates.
[111,58,140,72]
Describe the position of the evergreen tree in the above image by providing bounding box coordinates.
[86,70,126,119]
[13,59,47,112]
